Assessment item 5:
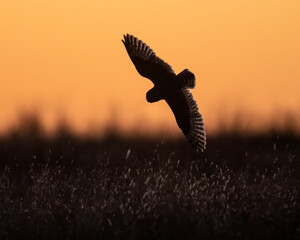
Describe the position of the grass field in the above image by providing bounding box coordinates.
[0,127,299,239]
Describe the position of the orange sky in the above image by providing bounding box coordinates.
[1,0,300,136]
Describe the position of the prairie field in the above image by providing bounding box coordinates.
[0,126,299,239]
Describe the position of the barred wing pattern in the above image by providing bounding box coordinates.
[122,34,175,84]
[165,89,206,152]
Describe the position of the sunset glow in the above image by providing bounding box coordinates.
[1,0,300,136]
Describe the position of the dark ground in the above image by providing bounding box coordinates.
[0,123,299,239]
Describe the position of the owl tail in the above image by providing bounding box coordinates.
[176,69,196,89]
[146,86,163,103]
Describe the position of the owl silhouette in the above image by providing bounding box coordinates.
[122,34,206,152]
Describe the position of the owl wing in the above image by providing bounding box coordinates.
[165,89,206,152]
[122,34,175,84]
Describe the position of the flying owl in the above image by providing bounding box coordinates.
[122,34,206,152]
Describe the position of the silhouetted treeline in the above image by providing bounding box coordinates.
[0,115,299,176]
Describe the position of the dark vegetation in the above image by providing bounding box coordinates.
[0,117,299,239]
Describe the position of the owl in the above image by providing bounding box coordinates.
[122,34,206,152]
